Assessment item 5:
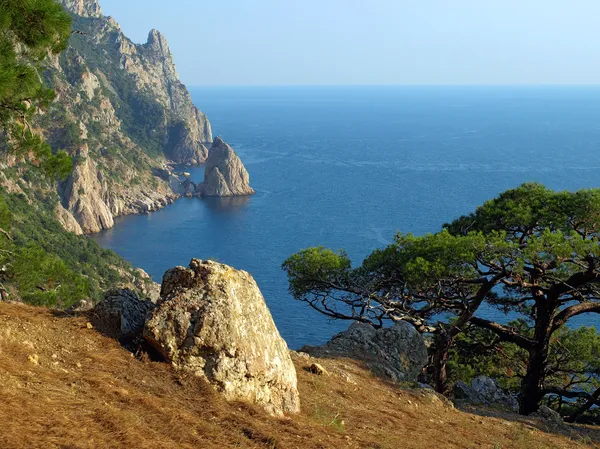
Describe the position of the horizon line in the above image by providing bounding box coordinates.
[186,83,600,88]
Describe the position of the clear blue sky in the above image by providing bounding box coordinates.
[99,0,600,86]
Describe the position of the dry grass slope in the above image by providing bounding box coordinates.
[0,303,598,449]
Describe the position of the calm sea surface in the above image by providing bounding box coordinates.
[92,86,600,348]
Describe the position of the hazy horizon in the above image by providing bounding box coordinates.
[99,0,600,87]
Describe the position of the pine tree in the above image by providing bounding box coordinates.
[0,0,72,177]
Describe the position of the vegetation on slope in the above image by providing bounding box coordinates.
[1,302,598,449]
[284,183,600,420]
[0,187,137,307]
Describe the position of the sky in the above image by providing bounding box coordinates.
[98,0,600,86]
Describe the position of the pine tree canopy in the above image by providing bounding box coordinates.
[0,0,72,177]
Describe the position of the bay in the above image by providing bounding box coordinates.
[92,86,600,348]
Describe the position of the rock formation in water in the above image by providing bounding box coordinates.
[198,137,255,197]
[144,259,300,416]
[301,321,428,382]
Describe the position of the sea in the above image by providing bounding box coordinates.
[92,86,600,349]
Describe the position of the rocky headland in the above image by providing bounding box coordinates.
[0,0,253,235]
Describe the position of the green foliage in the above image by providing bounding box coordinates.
[283,247,351,299]
[284,182,600,414]
[0,0,72,172]
[0,191,134,307]
[448,321,530,392]
[449,324,600,422]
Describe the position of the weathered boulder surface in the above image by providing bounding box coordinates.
[301,321,428,382]
[144,259,299,416]
[453,375,518,411]
[92,289,156,341]
[532,405,566,429]
[198,137,255,197]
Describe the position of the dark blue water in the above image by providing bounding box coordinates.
[92,86,600,348]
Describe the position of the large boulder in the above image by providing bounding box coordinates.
[92,289,155,342]
[143,259,300,416]
[198,137,255,197]
[301,321,428,382]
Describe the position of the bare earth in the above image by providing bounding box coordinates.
[0,303,598,449]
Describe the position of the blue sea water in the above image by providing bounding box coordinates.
[92,86,600,349]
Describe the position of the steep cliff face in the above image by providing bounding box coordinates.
[27,0,216,233]
[199,137,255,197]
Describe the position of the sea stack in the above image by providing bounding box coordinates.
[198,137,255,197]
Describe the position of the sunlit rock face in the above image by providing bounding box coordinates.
[144,259,300,416]
[198,137,255,197]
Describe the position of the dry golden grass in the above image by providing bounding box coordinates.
[0,302,598,449]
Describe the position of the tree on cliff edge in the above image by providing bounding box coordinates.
[283,183,600,415]
[0,0,72,178]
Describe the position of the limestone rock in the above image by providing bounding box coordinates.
[44,2,216,234]
[59,149,114,234]
[66,299,94,313]
[453,376,518,411]
[532,405,566,429]
[54,203,84,235]
[60,0,102,17]
[453,381,487,404]
[144,259,299,416]
[92,289,155,342]
[301,321,428,382]
[472,375,518,410]
[308,363,328,376]
[199,137,255,197]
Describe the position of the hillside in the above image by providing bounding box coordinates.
[0,302,598,449]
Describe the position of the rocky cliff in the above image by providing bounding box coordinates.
[199,137,255,197]
[12,0,216,233]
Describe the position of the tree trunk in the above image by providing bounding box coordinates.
[519,304,553,415]
[432,332,453,394]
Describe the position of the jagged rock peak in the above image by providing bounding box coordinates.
[61,0,102,17]
[199,137,255,197]
[146,29,171,55]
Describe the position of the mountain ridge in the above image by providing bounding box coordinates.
[29,0,216,233]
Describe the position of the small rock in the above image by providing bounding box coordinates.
[28,354,39,366]
[308,363,328,376]
[532,405,566,429]
[301,321,428,383]
[92,289,155,342]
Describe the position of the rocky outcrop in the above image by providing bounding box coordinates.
[60,0,102,17]
[453,375,518,411]
[41,0,219,234]
[92,289,156,342]
[533,405,566,429]
[301,321,428,382]
[198,137,255,197]
[59,149,114,234]
[54,203,84,235]
[144,259,300,416]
